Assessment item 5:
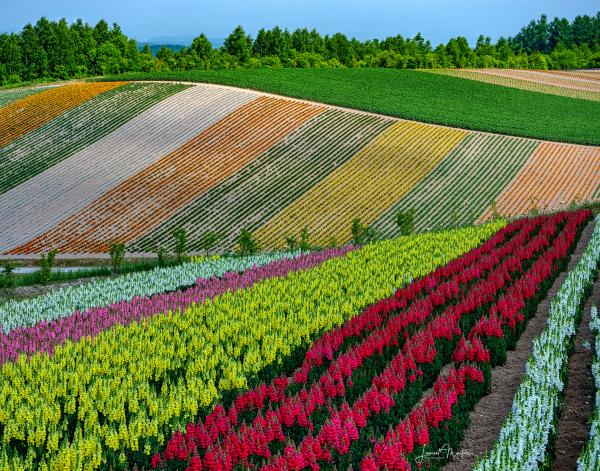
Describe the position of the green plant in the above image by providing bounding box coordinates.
[237,228,260,255]
[299,227,311,251]
[172,227,188,263]
[284,234,298,251]
[1,260,19,289]
[38,250,57,284]
[529,196,540,216]
[395,208,416,235]
[108,241,126,274]
[155,246,166,268]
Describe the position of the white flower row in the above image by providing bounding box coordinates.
[474,216,600,471]
[577,305,600,471]
[0,250,300,333]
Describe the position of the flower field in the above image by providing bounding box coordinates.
[0,221,504,469]
[0,78,598,255]
[428,69,600,102]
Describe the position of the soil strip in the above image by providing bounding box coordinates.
[442,219,596,471]
[550,273,600,470]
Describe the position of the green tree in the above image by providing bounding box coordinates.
[172,227,187,263]
[108,240,125,274]
[237,228,260,255]
[96,42,122,74]
[395,208,415,236]
[38,249,57,285]
[191,33,213,61]
[223,25,252,63]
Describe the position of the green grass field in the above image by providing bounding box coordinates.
[101,68,600,145]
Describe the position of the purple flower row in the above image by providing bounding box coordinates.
[0,246,355,365]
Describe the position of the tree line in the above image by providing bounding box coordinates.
[1,13,599,85]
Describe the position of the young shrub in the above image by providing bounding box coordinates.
[155,246,166,268]
[351,218,366,245]
[172,227,187,263]
[39,249,57,284]
[299,227,311,252]
[284,234,298,251]
[529,196,539,216]
[395,208,416,235]
[237,228,260,256]
[108,241,125,275]
[1,260,18,289]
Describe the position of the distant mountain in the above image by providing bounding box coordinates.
[137,37,225,56]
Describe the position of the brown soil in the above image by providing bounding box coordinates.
[551,274,600,470]
[442,219,596,471]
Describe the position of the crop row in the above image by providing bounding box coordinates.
[0,86,52,108]
[475,69,600,93]
[0,82,124,147]
[255,120,467,248]
[128,109,393,252]
[0,247,353,365]
[11,96,324,254]
[151,212,588,470]
[429,69,600,102]
[0,250,301,333]
[578,305,600,471]
[0,84,257,254]
[0,223,502,469]
[479,141,600,221]
[475,214,600,470]
[0,82,187,195]
[372,132,538,235]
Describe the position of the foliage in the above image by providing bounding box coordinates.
[108,240,126,274]
[171,227,187,263]
[0,260,18,288]
[395,208,415,235]
[1,13,599,85]
[237,228,260,255]
[198,232,224,255]
[103,68,600,146]
[38,249,57,284]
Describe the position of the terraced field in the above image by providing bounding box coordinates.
[1,75,599,255]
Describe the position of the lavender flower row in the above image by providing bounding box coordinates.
[0,246,355,364]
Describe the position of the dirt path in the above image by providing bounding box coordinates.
[551,274,600,470]
[442,219,596,471]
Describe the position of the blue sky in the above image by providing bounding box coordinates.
[2,0,597,45]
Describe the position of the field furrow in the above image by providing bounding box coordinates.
[0,82,125,147]
[479,142,600,220]
[0,85,258,253]
[128,109,393,252]
[427,69,600,101]
[255,121,468,248]
[11,96,324,254]
[475,68,600,92]
[0,86,53,108]
[371,132,539,235]
[0,82,187,194]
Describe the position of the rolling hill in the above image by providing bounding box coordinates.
[0,71,598,255]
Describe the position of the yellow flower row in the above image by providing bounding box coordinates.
[0,221,505,470]
[255,120,468,249]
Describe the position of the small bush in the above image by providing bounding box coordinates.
[237,228,260,256]
[395,208,415,235]
[172,227,187,263]
[39,250,57,284]
[108,241,125,274]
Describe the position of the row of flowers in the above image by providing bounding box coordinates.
[152,212,587,470]
[474,214,600,471]
[0,251,305,333]
[578,305,600,470]
[0,223,504,470]
[0,246,354,364]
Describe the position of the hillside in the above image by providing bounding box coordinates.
[0,76,598,255]
[102,68,600,145]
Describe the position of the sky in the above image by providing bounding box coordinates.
[1,0,598,45]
